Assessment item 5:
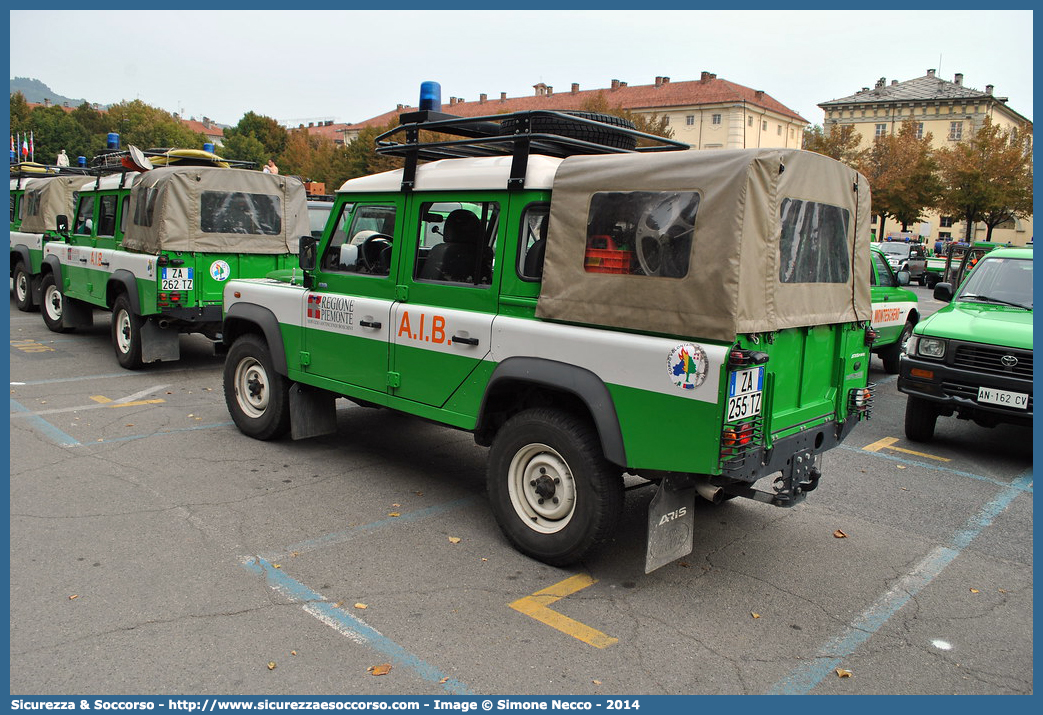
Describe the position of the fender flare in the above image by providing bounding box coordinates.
[108,269,140,311]
[223,302,289,375]
[42,254,64,281]
[479,356,627,466]
[10,245,32,273]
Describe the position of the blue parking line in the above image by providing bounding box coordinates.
[839,442,1035,489]
[242,556,473,695]
[767,470,1032,694]
[9,398,81,447]
[266,496,479,561]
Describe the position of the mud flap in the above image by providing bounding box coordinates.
[289,383,337,440]
[645,476,696,573]
[62,296,94,329]
[140,319,180,363]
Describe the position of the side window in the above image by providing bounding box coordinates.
[320,203,395,276]
[119,196,130,236]
[584,191,699,278]
[97,195,118,237]
[133,187,159,227]
[415,201,500,286]
[200,191,282,235]
[778,198,851,284]
[517,204,550,281]
[74,194,95,235]
[871,252,895,287]
[25,188,43,218]
[10,194,17,223]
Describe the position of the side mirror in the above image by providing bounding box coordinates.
[933,283,953,303]
[896,270,911,286]
[299,235,317,271]
[56,214,69,234]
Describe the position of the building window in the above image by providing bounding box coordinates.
[777,125,782,135]
[762,120,768,131]
[940,216,954,228]
[748,116,754,127]
[711,114,721,125]
[949,121,963,140]
[875,123,887,138]
[915,122,924,140]
[663,116,670,125]
[686,115,695,126]
[939,232,952,240]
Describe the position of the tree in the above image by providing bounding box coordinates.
[856,119,940,237]
[803,123,864,167]
[220,133,268,169]
[935,117,1034,242]
[224,111,288,160]
[103,100,207,151]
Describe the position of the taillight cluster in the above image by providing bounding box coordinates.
[157,292,184,307]
[849,384,875,419]
[721,421,757,461]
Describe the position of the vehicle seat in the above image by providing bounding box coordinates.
[523,219,548,279]
[420,209,482,282]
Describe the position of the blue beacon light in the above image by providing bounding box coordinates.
[419,81,441,112]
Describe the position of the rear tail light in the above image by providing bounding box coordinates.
[849,384,875,419]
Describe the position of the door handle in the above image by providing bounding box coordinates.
[359,320,381,329]
[452,335,479,346]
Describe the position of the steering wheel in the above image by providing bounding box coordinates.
[358,233,393,273]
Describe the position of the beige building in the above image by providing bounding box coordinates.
[819,69,1033,245]
[303,72,808,151]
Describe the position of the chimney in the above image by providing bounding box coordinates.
[662,76,670,84]
[298,124,304,129]
[571,83,579,94]
[891,80,898,85]
[547,86,553,96]
[954,73,963,86]
[755,90,764,99]
[308,122,314,127]
[700,71,711,82]
[655,76,663,86]
[618,82,627,88]
[480,93,487,103]
[611,79,620,90]
[500,92,507,101]
[927,69,936,77]
[875,77,886,89]
[397,103,404,110]
[986,84,994,95]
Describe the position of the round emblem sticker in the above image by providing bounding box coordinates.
[210,260,231,282]
[667,343,708,391]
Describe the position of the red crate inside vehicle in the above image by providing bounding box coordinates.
[584,234,631,274]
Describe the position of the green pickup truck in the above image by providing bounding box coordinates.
[39,164,310,368]
[219,90,876,571]
[899,247,1032,441]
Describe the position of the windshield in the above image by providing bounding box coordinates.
[878,243,910,258]
[957,256,1033,309]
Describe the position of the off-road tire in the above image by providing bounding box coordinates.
[904,396,939,443]
[13,262,36,312]
[224,333,291,440]
[487,408,624,566]
[111,293,145,369]
[500,111,638,151]
[40,272,72,333]
[881,321,914,374]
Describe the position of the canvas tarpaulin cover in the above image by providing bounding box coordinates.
[536,148,872,343]
[121,166,308,255]
[18,175,96,234]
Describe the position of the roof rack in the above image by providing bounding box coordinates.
[10,162,95,187]
[376,109,689,191]
[90,147,256,170]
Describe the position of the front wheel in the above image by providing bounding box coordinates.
[881,321,914,374]
[487,408,623,566]
[223,333,291,440]
[111,293,144,369]
[905,396,939,442]
[40,272,72,333]
[13,262,36,312]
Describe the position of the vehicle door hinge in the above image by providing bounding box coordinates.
[299,351,311,367]
[396,285,409,302]
[386,371,401,388]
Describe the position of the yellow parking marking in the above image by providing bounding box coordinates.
[90,394,164,408]
[509,574,618,649]
[863,436,951,462]
[11,338,56,353]
[90,395,113,404]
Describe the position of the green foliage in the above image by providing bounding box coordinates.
[225,111,288,159]
[803,124,863,167]
[221,133,268,169]
[581,92,674,143]
[856,119,941,231]
[101,100,208,151]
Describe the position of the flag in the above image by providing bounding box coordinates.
[29,131,34,160]
[21,138,28,157]
[10,135,13,152]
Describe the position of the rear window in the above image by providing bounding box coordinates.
[200,191,282,235]
[778,198,851,283]
[583,191,699,278]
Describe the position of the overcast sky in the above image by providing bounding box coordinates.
[9,9,1034,130]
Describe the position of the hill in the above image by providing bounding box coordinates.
[10,76,101,109]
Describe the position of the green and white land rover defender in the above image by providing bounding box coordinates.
[221,100,875,571]
[39,162,309,368]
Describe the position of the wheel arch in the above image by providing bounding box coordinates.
[10,245,31,276]
[475,356,627,466]
[107,269,140,311]
[42,254,63,280]
[223,303,289,375]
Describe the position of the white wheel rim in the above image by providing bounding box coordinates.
[506,442,577,534]
[15,272,28,302]
[44,284,63,321]
[234,356,269,419]
[115,310,133,354]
